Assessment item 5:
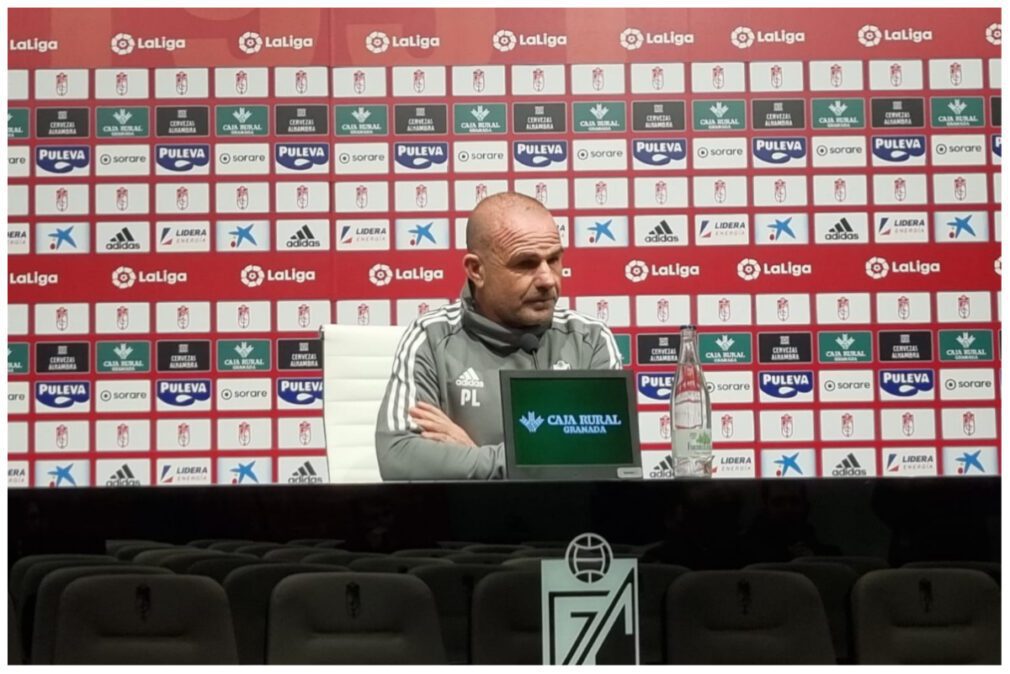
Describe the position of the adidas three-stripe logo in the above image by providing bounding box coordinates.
[455,367,484,388]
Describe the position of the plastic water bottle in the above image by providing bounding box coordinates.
[672,325,712,477]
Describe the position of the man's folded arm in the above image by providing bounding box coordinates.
[374,328,504,480]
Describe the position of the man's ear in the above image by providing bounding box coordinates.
[463,252,485,288]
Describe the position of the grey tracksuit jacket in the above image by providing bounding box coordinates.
[375,284,623,481]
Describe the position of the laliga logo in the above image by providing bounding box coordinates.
[238,31,314,54]
[625,260,649,283]
[857,24,883,47]
[111,33,136,55]
[865,256,889,279]
[366,31,391,53]
[239,32,264,54]
[493,29,518,51]
[369,263,393,287]
[110,32,185,55]
[620,28,645,50]
[986,23,1001,46]
[737,258,761,281]
[731,26,756,48]
[365,30,438,53]
[858,23,933,47]
[112,265,187,289]
[241,264,266,288]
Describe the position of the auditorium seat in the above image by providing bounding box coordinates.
[235,543,288,557]
[664,570,835,664]
[748,561,859,663]
[52,575,238,664]
[302,551,385,566]
[463,544,533,555]
[348,556,453,573]
[188,557,271,584]
[287,538,346,548]
[9,594,22,665]
[31,565,173,664]
[187,538,222,548]
[447,553,511,565]
[223,563,335,664]
[393,548,458,558]
[852,569,1000,664]
[114,543,179,561]
[262,547,325,562]
[321,323,407,483]
[500,558,542,570]
[903,560,1000,585]
[207,540,258,552]
[793,555,889,576]
[437,540,483,550]
[471,570,541,664]
[508,547,565,559]
[410,563,502,664]
[638,563,691,665]
[10,554,115,605]
[160,551,248,573]
[520,539,569,548]
[105,539,166,555]
[16,559,125,653]
[134,547,222,566]
[267,572,445,664]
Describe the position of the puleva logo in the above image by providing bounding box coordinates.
[278,378,323,405]
[519,411,545,433]
[638,373,674,401]
[157,380,211,407]
[395,142,449,170]
[275,143,329,171]
[759,371,814,398]
[871,136,926,163]
[752,137,806,164]
[35,382,90,409]
[238,31,314,54]
[155,144,210,172]
[36,146,90,174]
[879,369,934,397]
[632,139,687,166]
[513,141,567,168]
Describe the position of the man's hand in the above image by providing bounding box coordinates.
[409,401,477,447]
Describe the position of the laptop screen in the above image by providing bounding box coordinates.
[500,370,642,480]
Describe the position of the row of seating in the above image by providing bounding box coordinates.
[9,540,1001,665]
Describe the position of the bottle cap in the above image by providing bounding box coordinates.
[680,324,696,330]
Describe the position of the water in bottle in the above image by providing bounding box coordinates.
[671,325,713,477]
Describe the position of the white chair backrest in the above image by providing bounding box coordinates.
[321,324,407,483]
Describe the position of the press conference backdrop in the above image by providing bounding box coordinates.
[7,7,1002,487]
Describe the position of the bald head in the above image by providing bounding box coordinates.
[462,192,564,329]
[466,192,554,255]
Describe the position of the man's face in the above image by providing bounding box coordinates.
[468,210,563,328]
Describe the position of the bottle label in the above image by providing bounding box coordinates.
[673,428,712,458]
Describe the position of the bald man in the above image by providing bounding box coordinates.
[374,192,622,480]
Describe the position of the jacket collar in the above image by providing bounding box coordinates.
[460,282,551,352]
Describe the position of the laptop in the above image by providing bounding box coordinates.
[500,370,643,480]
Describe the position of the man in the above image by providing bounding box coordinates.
[375,192,622,481]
